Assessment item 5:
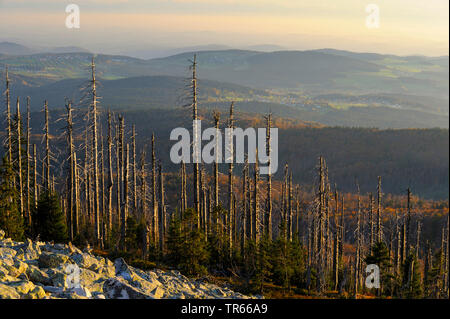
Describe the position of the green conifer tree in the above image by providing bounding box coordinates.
[0,157,24,240]
[33,191,68,242]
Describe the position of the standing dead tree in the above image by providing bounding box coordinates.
[265,114,273,240]
[132,125,138,215]
[119,144,129,251]
[158,161,166,254]
[151,133,158,246]
[106,110,114,238]
[65,100,76,240]
[190,55,201,221]
[406,187,412,256]
[90,58,101,246]
[213,111,220,209]
[4,67,13,165]
[15,98,23,218]
[254,148,260,245]
[43,101,51,191]
[228,102,235,252]
[377,176,383,243]
[25,97,31,226]
[354,182,362,298]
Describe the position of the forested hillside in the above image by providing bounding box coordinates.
[0,56,448,299]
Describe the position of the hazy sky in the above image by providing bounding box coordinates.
[0,0,448,56]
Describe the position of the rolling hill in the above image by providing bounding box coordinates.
[2,74,447,129]
[0,49,447,98]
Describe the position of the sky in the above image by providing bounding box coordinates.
[0,0,448,57]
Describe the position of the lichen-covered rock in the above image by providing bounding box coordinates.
[103,277,153,299]
[26,264,52,285]
[25,286,47,299]
[38,252,69,268]
[0,231,255,300]
[0,247,17,260]
[7,280,35,295]
[0,283,20,299]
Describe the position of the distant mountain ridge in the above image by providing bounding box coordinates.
[1,47,447,99]
[0,46,448,128]
[0,41,90,56]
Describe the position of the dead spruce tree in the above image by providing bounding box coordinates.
[65,101,75,240]
[106,110,114,236]
[120,144,129,251]
[213,111,220,208]
[32,144,38,209]
[132,125,137,214]
[191,54,200,220]
[151,133,158,246]
[25,97,31,226]
[228,102,235,251]
[354,182,362,298]
[15,98,23,218]
[406,187,412,255]
[158,161,166,254]
[254,148,260,244]
[377,176,383,243]
[265,114,273,240]
[90,58,101,246]
[4,67,13,165]
[43,100,51,191]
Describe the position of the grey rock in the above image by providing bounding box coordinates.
[38,252,69,268]
[103,277,153,299]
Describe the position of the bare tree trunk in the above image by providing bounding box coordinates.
[26,97,31,226]
[340,195,345,269]
[213,112,220,208]
[248,162,253,242]
[44,101,50,191]
[201,167,208,237]
[406,187,412,256]
[191,55,200,221]
[228,102,234,252]
[253,148,260,245]
[288,172,293,241]
[140,149,147,220]
[180,161,186,216]
[84,119,91,224]
[100,127,106,245]
[151,133,158,246]
[119,115,125,216]
[447,213,449,297]
[402,218,407,263]
[33,144,37,209]
[16,98,24,218]
[283,164,289,241]
[334,229,339,291]
[265,114,273,240]
[396,211,401,275]
[354,183,361,298]
[107,111,114,237]
[5,67,13,165]
[242,159,248,250]
[132,125,137,215]
[369,193,374,249]
[158,161,166,254]
[416,221,421,257]
[90,58,101,246]
[66,101,75,241]
[73,152,80,237]
[377,176,383,243]
[120,144,129,251]
[208,186,212,237]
